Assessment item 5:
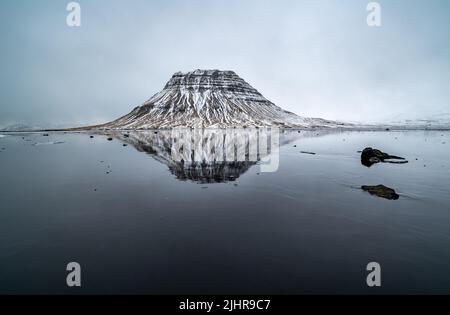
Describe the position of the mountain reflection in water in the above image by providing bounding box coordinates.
[100,129,328,183]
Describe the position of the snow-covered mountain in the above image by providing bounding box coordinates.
[93,70,347,129]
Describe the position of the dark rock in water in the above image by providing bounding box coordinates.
[385,128,390,131]
[43,134,49,137]
[361,185,399,200]
[123,144,128,147]
[107,138,113,141]
[361,147,407,167]
[300,151,316,155]
[90,136,94,138]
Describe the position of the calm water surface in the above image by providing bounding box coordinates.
[0,130,449,294]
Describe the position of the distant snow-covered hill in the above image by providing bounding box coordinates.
[387,113,450,129]
[0,123,38,132]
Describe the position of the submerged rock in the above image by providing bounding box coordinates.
[361,185,399,200]
[107,138,113,141]
[361,147,407,167]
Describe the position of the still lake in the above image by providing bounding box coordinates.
[0,129,449,294]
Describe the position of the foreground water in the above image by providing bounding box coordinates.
[0,130,449,294]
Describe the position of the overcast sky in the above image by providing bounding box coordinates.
[1,0,449,127]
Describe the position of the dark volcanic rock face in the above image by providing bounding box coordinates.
[164,70,261,97]
[97,69,341,129]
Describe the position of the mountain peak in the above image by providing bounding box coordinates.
[163,69,253,94]
[173,69,237,76]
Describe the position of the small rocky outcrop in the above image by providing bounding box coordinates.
[361,185,400,200]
